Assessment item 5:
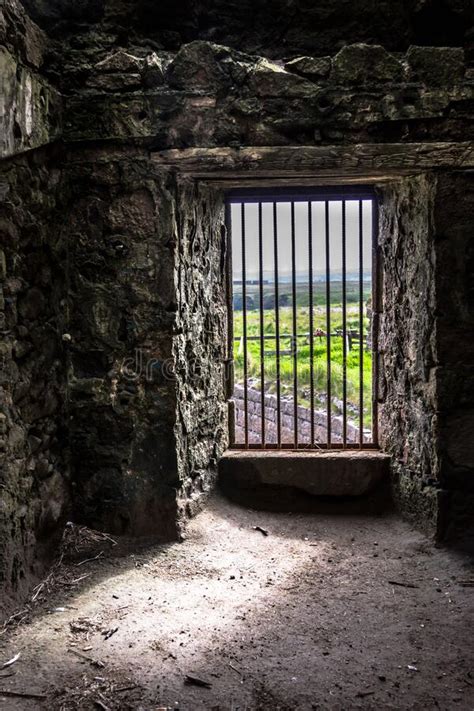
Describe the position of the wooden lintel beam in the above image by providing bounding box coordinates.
[151,143,474,177]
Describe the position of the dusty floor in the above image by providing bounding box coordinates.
[0,494,473,710]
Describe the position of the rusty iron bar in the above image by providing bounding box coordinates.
[225,202,235,445]
[273,201,282,447]
[358,199,364,448]
[308,201,315,447]
[241,202,249,448]
[325,200,332,446]
[291,201,298,447]
[372,197,380,446]
[342,200,347,447]
[258,201,265,445]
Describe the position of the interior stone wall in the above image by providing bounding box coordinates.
[61,149,228,537]
[63,147,180,538]
[0,147,69,614]
[378,175,439,533]
[60,41,473,148]
[433,172,474,546]
[173,179,229,519]
[0,0,62,159]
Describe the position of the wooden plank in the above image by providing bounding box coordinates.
[151,143,474,177]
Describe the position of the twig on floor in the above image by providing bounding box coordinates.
[102,627,118,640]
[252,526,269,537]
[61,573,91,586]
[228,662,243,677]
[0,610,29,636]
[387,580,419,589]
[76,551,104,567]
[115,684,137,693]
[0,690,46,699]
[1,653,20,669]
[184,674,212,688]
[68,648,105,668]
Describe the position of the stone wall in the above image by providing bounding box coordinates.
[233,385,368,446]
[62,147,180,538]
[0,148,69,614]
[378,175,439,532]
[174,180,229,519]
[61,42,473,148]
[61,149,228,537]
[434,173,474,546]
[0,0,62,159]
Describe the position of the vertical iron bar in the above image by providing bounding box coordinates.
[225,202,235,445]
[258,202,265,446]
[308,202,315,447]
[342,200,347,447]
[358,200,364,447]
[291,201,298,447]
[325,201,332,446]
[241,202,249,448]
[273,202,282,447]
[371,197,379,446]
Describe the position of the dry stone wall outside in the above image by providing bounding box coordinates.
[233,385,368,446]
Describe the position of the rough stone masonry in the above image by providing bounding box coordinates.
[0,0,473,612]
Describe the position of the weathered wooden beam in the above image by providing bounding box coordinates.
[151,143,474,177]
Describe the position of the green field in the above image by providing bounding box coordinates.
[233,280,373,426]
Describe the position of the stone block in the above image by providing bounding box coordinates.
[142,53,169,88]
[247,58,319,98]
[331,44,404,84]
[87,73,142,92]
[406,46,464,86]
[219,450,389,496]
[95,50,144,73]
[167,41,229,91]
[285,56,331,80]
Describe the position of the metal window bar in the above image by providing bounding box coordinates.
[226,187,379,451]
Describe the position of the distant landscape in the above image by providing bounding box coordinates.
[232,277,373,430]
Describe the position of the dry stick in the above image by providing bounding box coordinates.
[184,674,212,689]
[68,648,105,668]
[0,609,29,636]
[102,627,118,641]
[387,580,419,589]
[61,573,91,587]
[76,551,104,567]
[0,690,46,699]
[228,662,243,677]
[1,653,21,669]
[115,684,137,693]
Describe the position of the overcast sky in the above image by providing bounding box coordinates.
[231,200,373,280]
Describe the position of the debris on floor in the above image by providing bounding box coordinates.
[0,495,473,710]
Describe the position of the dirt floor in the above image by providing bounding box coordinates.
[0,494,473,710]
